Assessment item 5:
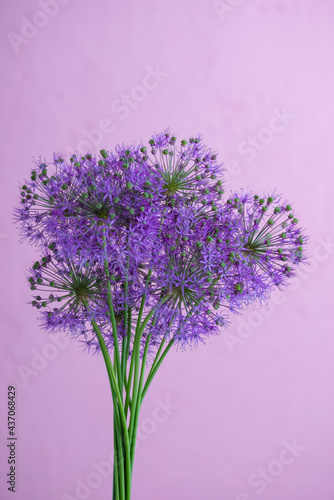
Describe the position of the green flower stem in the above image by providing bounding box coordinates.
[128,292,147,445]
[113,417,120,500]
[124,351,135,419]
[110,369,123,500]
[121,256,130,389]
[90,317,131,500]
[128,269,154,437]
[151,337,166,372]
[88,279,174,499]
[122,308,132,401]
[129,297,172,449]
[114,351,126,500]
[130,332,151,467]
[102,232,122,394]
[128,306,161,439]
[115,421,125,500]
[124,302,156,417]
[121,321,128,390]
[105,274,122,393]
[141,339,174,401]
[113,458,119,500]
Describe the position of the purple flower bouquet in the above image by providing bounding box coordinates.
[15,131,307,499]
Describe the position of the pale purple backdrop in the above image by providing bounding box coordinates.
[1,1,334,499]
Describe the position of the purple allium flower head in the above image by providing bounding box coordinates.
[14,131,307,355]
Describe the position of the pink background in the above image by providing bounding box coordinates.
[1,1,334,499]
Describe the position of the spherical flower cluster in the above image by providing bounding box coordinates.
[14,131,307,355]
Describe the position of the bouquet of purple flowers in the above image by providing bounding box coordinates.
[15,130,306,500]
